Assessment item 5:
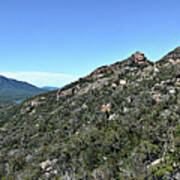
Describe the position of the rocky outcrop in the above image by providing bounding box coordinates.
[133,51,146,62]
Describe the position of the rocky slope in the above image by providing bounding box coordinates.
[0,75,46,103]
[0,48,180,179]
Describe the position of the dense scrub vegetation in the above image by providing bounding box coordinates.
[0,48,180,179]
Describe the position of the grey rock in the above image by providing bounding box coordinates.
[175,172,180,180]
[8,149,19,156]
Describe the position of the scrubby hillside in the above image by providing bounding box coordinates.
[0,49,180,180]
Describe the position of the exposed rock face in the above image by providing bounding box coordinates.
[85,65,117,81]
[111,83,117,89]
[133,51,146,62]
[101,103,111,113]
[55,51,151,101]
[0,48,180,179]
[119,79,126,86]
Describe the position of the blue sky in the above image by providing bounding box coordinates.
[0,0,179,87]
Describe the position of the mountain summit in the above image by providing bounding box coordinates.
[0,48,180,179]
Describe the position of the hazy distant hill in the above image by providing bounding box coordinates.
[0,48,180,179]
[0,75,46,103]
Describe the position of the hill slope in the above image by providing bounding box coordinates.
[0,49,180,179]
[0,75,45,103]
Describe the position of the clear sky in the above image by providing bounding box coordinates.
[0,0,180,87]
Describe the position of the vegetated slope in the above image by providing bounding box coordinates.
[0,75,45,103]
[0,49,180,180]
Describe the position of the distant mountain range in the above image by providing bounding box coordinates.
[0,75,58,103]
